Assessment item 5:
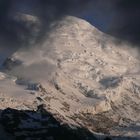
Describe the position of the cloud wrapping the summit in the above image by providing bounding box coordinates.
[0,0,93,50]
[0,0,139,81]
[0,0,140,49]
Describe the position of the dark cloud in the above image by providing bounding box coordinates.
[107,0,140,46]
[0,0,93,50]
[79,0,140,47]
[0,0,140,50]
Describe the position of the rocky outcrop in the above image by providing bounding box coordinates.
[2,57,22,70]
[0,106,98,140]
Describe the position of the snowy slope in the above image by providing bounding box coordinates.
[0,15,140,139]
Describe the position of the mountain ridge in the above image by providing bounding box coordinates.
[0,15,140,139]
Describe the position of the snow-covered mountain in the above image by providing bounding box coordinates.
[0,14,140,139]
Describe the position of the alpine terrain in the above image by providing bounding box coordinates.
[0,13,140,140]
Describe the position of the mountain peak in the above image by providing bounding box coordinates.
[0,15,140,139]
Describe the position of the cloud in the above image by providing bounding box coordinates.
[107,0,140,46]
[0,0,93,50]
[0,0,95,80]
[0,0,140,48]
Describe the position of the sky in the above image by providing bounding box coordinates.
[81,0,140,46]
[0,0,140,47]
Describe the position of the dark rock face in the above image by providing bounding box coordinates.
[2,57,22,70]
[99,76,123,89]
[0,106,97,140]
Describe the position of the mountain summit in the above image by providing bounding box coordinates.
[0,15,140,139]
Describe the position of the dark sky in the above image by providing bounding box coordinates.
[81,0,140,46]
[109,0,140,46]
[0,0,140,47]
